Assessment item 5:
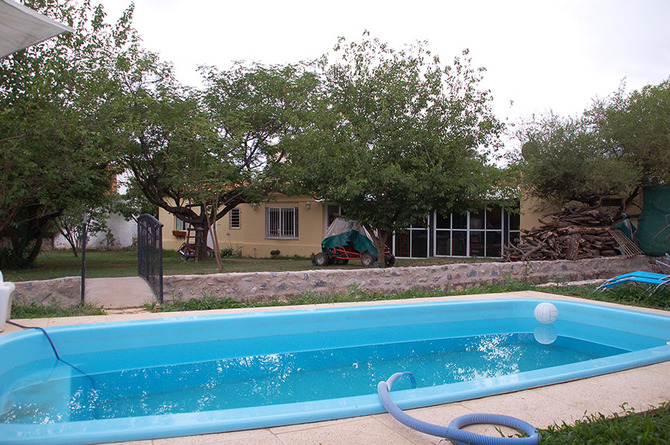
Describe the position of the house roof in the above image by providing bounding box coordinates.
[0,0,73,58]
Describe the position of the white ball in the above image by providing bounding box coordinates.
[534,302,558,324]
[534,324,558,345]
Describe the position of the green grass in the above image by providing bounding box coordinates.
[539,283,670,311]
[148,286,457,312]
[2,249,500,282]
[3,250,140,281]
[150,280,670,314]
[539,403,670,444]
[9,301,105,319]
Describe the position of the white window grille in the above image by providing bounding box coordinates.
[174,216,187,231]
[265,207,299,239]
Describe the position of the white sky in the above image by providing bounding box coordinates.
[101,0,669,134]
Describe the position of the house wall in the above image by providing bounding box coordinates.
[161,196,521,259]
[52,213,137,250]
[160,207,185,251]
[161,196,327,258]
[225,196,325,258]
[519,194,553,232]
[519,193,645,232]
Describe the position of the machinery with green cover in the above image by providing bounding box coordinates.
[313,218,395,267]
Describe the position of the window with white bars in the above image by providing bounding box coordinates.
[229,208,240,229]
[265,207,299,239]
[175,216,187,231]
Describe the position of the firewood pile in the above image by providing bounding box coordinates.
[506,206,624,261]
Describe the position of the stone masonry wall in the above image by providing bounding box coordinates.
[162,255,653,303]
[12,277,82,308]
[11,255,655,307]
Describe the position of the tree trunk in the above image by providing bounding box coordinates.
[205,206,224,272]
[196,223,209,262]
[371,228,390,268]
[55,222,78,257]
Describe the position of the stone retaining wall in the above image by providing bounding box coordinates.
[11,255,656,307]
[162,255,653,303]
[12,277,82,307]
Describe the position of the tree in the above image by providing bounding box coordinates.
[517,113,639,208]
[54,198,112,257]
[110,176,158,223]
[117,61,319,261]
[590,79,670,193]
[284,34,505,264]
[0,0,132,268]
[517,79,670,209]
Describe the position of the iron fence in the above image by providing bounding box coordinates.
[138,214,164,304]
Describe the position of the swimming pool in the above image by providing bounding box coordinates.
[1,297,670,444]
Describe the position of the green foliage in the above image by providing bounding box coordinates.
[110,177,158,222]
[10,300,105,319]
[219,247,242,258]
[54,195,119,257]
[517,78,670,208]
[518,113,639,207]
[117,61,319,260]
[149,293,246,312]
[590,80,670,189]
[540,403,670,444]
[0,0,136,268]
[284,33,505,260]
[150,280,540,313]
[541,283,670,311]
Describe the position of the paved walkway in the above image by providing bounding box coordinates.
[85,276,156,309]
[2,292,670,444]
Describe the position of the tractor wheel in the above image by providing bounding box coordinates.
[385,254,396,267]
[313,252,330,267]
[360,253,375,267]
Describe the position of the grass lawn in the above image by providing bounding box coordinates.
[540,403,670,444]
[2,249,501,282]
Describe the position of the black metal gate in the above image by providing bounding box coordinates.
[138,214,164,304]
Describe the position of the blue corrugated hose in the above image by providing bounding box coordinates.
[377,372,540,445]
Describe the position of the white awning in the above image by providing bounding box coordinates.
[0,0,74,58]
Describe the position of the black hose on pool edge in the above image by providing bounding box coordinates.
[7,320,62,360]
[377,372,540,445]
[6,320,95,386]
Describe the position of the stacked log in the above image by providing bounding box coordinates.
[506,206,622,261]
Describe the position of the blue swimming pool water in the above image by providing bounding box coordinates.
[1,297,670,444]
[1,334,626,424]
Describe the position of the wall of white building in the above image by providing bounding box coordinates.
[52,213,137,250]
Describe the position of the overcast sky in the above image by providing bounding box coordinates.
[102,0,669,135]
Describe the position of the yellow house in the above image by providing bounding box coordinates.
[160,195,521,259]
[160,195,328,258]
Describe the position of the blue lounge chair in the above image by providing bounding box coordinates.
[598,271,670,293]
